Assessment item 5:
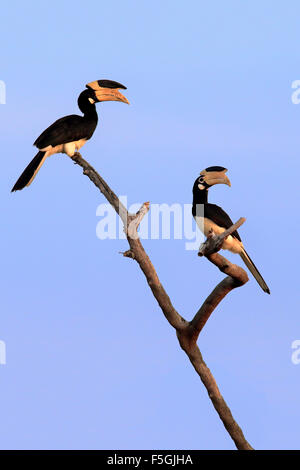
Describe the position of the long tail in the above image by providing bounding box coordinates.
[240,248,270,294]
[11,151,46,192]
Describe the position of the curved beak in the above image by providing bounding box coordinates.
[200,168,231,187]
[86,80,129,104]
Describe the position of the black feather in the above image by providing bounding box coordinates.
[11,151,45,192]
[33,114,97,149]
[192,203,241,241]
[204,204,241,241]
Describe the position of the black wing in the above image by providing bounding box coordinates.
[204,203,242,241]
[34,114,95,149]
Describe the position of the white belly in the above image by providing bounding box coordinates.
[41,138,87,157]
[195,216,243,254]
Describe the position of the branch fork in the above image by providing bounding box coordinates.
[69,152,253,450]
[126,201,150,239]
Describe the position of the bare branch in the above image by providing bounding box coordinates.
[127,236,187,331]
[71,152,128,224]
[186,253,249,339]
[127,202,150,239]
[69,152,253,450]
[175,340,253,450]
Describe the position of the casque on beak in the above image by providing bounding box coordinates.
[200,168,231,187]
[86,80,130,104]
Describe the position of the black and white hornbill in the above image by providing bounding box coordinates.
[192,166,270,294]
[11,80,129,192]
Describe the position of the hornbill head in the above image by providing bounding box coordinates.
[86,79,129,105]
[193,166,231,193]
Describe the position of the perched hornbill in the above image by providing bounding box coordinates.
[192,166,270,294]
[11,80,129,191]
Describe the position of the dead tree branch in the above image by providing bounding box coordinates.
[71,152,253,450]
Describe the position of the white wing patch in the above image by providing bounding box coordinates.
[41,139,87,157]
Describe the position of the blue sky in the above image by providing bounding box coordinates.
[1,0,299,449]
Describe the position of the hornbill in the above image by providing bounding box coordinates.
[11,80,129,191]
[192,166,270,294]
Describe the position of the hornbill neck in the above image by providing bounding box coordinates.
[192,189,208,216]
[193,189,208,205]
[77,90,98,121]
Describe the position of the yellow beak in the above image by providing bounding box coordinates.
[200,168,231,187]
[86,80,129,105]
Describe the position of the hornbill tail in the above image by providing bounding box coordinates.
[240,249,270,294]
[11,151,46,192]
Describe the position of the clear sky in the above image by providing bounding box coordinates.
[1,0,299,450]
